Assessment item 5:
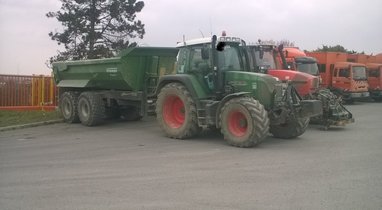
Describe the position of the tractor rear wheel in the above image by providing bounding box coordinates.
[59,91,80,123]
[220,97,269,147]
[156,83,200,139]
[270,117,309,139]
[77,92,105,126]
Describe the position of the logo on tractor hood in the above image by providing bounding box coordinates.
[228,81,247,86]
[106,68,118,73]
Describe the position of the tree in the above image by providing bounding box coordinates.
[314,44,363,54]
[47,0,145,63]
[277,39,295,47]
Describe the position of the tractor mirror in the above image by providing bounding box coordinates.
[216,42,226,51]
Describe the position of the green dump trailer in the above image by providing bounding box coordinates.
[52,47,179,126]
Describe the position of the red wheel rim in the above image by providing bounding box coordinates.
[228,110,248,137]
[163,95,185,128]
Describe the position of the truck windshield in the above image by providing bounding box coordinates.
[352,66,367,80]
[296,63,319,76]
[217,45,242,71]
[253,50,277,70]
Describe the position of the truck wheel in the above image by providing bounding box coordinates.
[77,92,105,126]
[220,97,269,148]
[121,106,142,121]
[156,83,200,139]
[59,91,80,123]
[270,117,309,139]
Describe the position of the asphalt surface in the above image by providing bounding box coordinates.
[1,102,382,210]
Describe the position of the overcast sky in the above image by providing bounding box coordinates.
[0,0,381,75]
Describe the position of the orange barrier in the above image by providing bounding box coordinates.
[0,74,58,111]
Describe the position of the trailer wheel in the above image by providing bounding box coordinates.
[220,97,269,147]
[77,92,105,126]
[121,106,142,121]
[59,91,80,123]
[156,83,200,139]
[270,117,309,139]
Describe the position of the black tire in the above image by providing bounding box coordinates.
[105,108,121,119]
[270,117,309,139]
[59,91,80,123]
[77,92,105,126]
[121,106,142,121]
[156,83,200,139]
[219,97,269,148]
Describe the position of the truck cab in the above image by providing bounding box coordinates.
[331,62,369,101]
[306,52,370,102]
[366,63,382,101]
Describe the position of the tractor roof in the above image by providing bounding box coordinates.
[176,36,244,47]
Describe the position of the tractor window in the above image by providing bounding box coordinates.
[176,48,190,74]
[217,45,241,71]
[368,69,380,78]
[253,50,277,70]
[287,62,295,70]
[339,69,350,78]
[352,66,367,80]
[190,48,210,72]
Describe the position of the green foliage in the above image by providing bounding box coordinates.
[314,45,363,54]
[47,0,145,63]
[0,110,61,127]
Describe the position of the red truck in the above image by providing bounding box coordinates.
[306,52,369,103]
[247,44,353,129]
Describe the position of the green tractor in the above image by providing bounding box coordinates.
[155,35,322,147]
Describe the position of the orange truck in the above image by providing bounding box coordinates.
[306,52,369,102]
[347,53,382,101]
[366,63,382,101]
[377,53,382,63]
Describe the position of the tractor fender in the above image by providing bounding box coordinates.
[215,92,251,128]
[155,75,206,107]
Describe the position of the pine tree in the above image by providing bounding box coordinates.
[47,0,145,63]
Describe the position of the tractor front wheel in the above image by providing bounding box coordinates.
[220,97,269,147]
[156,83,200,139]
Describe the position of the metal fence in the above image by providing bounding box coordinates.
[0,74,58,110]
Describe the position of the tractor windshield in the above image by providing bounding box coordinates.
[217,45,242,71]
[253,50,277,70]
[352,66,367,80]
[296,63,319,76]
